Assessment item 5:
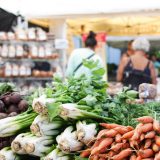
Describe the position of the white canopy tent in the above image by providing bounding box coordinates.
[0,0,160,18]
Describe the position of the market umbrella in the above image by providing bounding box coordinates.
[0,8,17,32]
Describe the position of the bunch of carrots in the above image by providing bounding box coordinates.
[80,116,160,160]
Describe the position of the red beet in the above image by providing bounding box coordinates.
[0,100,5,112]
[7,105,19,114]
[18,100,28,112]
[3,96,11,106]
[10,93,21,104]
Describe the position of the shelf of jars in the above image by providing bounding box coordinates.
[0,29,64,86]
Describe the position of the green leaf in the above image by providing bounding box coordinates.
[92,68,105,76]
[47,102,62,121]
[83,59,98,69]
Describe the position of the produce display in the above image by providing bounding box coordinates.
[0,60,159,159]
[0,83,32,150]
[80,116,160,159]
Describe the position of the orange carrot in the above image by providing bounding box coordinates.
[136,156,142,160]
[122,139,127,143]
[93,155,99,160]
[98,138,113,152]
[130,154,137,160]
[129,140,139,149]
[91,139,104,149]
[129,140,136,148]
[153,120,160,133]
[144,139,152,149]
[141,123,153,133]
[152,143,160,152]
[132,123,143,141]
[97,129,108,139]
[122,130,134,139]
[141,158,154,160]
[90,147,99,156]
[114,126,130,134]
[115,134,122,143]
[108,150,117,157]
[80,149,91,158]
[140,134,145,141]
[145,131,155,139]
[99,158,106,160]
[138,149,153,158]
[155,136,160,146]
[132,130,141,141]
[98,154,107,158]
[122,143,130,149]
[111,143,123,152]
[112,148,132,160]
[155,152,160,160]
[99,129,118,139]
[91,138,113,155]
[111,142,116,147]
[127,126,134,131]
[137,116,153,124]
[99,123,120,129]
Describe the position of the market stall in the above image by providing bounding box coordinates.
[0,60,158,159]
[0,1,159,159]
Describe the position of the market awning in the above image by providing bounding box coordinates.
[0,0,160,18]
[0,8,17,31]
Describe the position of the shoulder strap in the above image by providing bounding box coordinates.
[73,53,94,74]
[146,60,150,68]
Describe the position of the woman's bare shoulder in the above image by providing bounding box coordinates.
[121,56,130,65]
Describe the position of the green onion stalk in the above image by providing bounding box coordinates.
[76,121,97,145]
[47,103,114,122]
[11,132,33,154]
[0,147,21,160]
[23,135,54,157]
[32,95,55,115]
[42,148,73,160]
[0,110,37,137]
[30,115,64,137]
[56,126,84,153]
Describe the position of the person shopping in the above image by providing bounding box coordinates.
[122,40,134,59]
[66,31,105,79]
[117,37,157,90]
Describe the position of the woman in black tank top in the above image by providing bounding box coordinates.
[117,37,157,90]
[123,58,152,90]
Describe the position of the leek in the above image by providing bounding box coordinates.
[30,115,64,137]
[76,121,97,145]
[56,126,83,153]
[42,148,73,160]
[11,132,33,154]
[0,147,20,160]
[0,110,37,137]
[23,135,54,157]
[32,95,55,115]
[47,103,114,122]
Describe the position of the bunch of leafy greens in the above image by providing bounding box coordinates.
[48,60,107,104]
[103,87,157,127]
[50,59,108,105]
[0,83,15,95]
[46,59,111,122]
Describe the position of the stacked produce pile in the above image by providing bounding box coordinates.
[80,116,160,159]
[0,83,31,151]
[0,60,160,159]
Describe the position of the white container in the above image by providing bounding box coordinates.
[1,45,8,57]
[16,45,24,57]
[8,45,16,58]
[5,63,12,77]
[19,65,26,76]
[12,64,19,76]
